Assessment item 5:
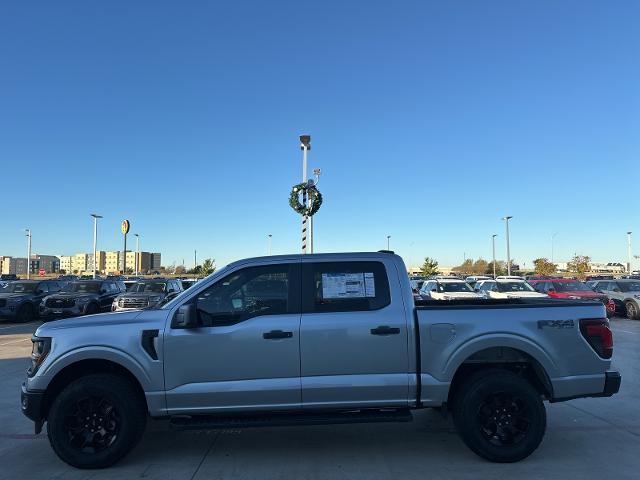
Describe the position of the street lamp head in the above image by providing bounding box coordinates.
[502,216,513,221]
[299,134,311,149]
[492,234,497,238]
[627,231,632,235]
[313,168,321,176]
[90,213,103,219]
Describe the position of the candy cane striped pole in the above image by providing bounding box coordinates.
[300,135,311,254]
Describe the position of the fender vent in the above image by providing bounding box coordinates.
[141,329,159,360]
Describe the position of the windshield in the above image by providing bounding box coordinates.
[63,282,101,293]
[552,281,590,292]
[619,282,640,292]
[1,282,37,293]
[438,282,473,293]
[130,282,167,293]
[497,282,535,292]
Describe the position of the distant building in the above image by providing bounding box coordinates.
[71,253,88,274]
[0,257,28,276]
[59,255,72,273]
[105,251,122,274]
[30,255,60,274]
[87,251,106,273]
[150,253,162,272]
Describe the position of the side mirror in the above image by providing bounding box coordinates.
[36,290,44,295]
[100,289,107,294]
[547,288,555,293]
[172,303,198,329]
[430,288,437,293]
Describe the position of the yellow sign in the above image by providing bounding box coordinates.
[121,219,130,235]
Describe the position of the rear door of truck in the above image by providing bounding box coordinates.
[299,256,411,408]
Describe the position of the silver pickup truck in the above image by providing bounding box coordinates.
[21,252,620,469]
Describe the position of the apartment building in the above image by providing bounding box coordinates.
[86,251,106,273]
[0,257,28,275]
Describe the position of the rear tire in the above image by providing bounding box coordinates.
[452,369,546,463]
[16,303,34,323]
[625,301,640,320]
[47,374,147,469]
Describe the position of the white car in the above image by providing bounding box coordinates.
[475,279,547,299]
[419,278,483,300]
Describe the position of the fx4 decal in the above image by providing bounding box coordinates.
[537,319,575,330]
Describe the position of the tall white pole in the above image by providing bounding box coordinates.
[91,214,102,279]
[503,216,513,275]
[387,235,391,251]
[268,234,272,256]
[627,231,633,274]
[93,218,98,278]
[25,229,32,279]
[492,234,497,278]
[300,135,310,254]
[134,234,140,276]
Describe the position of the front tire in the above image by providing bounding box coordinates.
[84,303,99,316]
[625,301,640,320]
[452,369,546,463]
[16,303,34,323]
[47,374,147,469]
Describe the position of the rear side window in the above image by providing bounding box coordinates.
[302,261,390,313]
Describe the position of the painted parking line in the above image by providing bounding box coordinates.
[612,328,640,335]
[0,338,31,346]
[0,322,38,331]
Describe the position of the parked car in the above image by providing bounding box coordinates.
[22,252,620,468]
[0,274,18,281]
[419,278,483,300]
[112,279,183,311]
[39,280,125,320]
[464,275,491,288]
[180,278,199,290]
[587,279,640,319]
[0,280,64,322]
[475,279,547,299]
[529,279,615,316]
[496,275,525,281]
[409,277,426,294]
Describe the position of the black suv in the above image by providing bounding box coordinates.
[40,280,125,320]
[0,280,64,322]
[112,278,183,311]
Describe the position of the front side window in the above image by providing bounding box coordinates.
[619,282,640,292]
[196,264,292,326]
[302,261,390,313]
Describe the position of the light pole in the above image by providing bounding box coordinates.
[90,214,102,279]
[300,135,310,254]
[627,231,633,274]
[502,216,513,275]
[492,234,497,278]
[268,234,272,256]
[134,233,140,276]
[310,167,321,253]
[24,229,32,279]
[387,235,391,251]
[551,232,558,264]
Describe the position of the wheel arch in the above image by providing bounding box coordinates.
[446,345,554,407]
[42,358,148,419]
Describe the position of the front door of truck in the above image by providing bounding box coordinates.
[163,262,301,414]
[299,258,410,409]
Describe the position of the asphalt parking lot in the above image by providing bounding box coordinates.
[1,317,638,480]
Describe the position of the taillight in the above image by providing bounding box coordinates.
[579,318,613,359]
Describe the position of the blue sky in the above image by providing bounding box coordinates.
[0,1,638,269]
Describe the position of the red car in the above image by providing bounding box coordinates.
[529,279,615,316]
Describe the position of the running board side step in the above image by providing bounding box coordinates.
[170,408,413,430]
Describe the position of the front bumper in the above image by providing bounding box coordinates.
[21,383,46,434]
[40,304,86,318]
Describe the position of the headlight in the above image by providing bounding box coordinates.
[6,297,22,305]
[28,336,51,377]
[76,297,89,305]
[148,296,161,303]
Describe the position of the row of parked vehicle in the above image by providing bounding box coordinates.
[0,277,199,323]
[410,275,640,319]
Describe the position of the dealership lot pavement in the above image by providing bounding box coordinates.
[1,318,638,480]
